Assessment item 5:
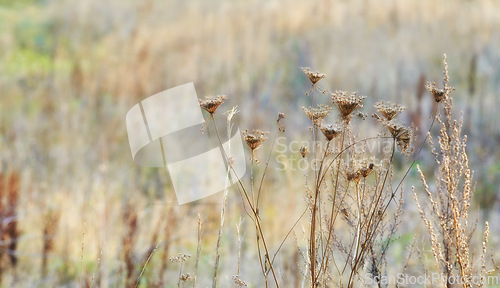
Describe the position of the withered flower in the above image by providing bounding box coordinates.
[301,67,325,85]
[384,122,412,153]
[425,82,445,103]
[199,95,227,114]
[243,129,268,151]
[300,146,308,158]
[375,102,405,121]
[320,124,341,141]
[303,104,332,126]
[331,91,366,122]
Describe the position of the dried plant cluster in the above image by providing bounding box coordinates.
[187,54,495,288]
[197,59,417,287]
[414,55,491,288]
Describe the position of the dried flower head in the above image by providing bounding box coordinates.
[384,122,412,153]
[169,253,191,262]
[331,91,366,122]
[375,102,405,121]
[347,170,361,183]
[301,67,325,85]
[341,208,349,219]
[199,95,227,114]
[303,104,332,126]
[243,129,268,151]
[320,124,341,141]
[300,146,308,158]
[359,163,374,178]
[232,275,248,287]
[277,112,286,132]
[180,273,192,282]
[425,82,445,103]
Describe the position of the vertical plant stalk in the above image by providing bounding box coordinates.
[211,113,233,288]
[193,214,203,288]
[211,117,280,287]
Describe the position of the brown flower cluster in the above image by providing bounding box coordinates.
[303,104,332,126]
[384,122,412,153]
[375,101,405,121]
[320,124,341,141]
[243,129,268,151]
[199,95,227,114]
[301,67,325,85]
[331,91,366,122]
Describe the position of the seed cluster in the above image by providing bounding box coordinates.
[375,101,405,121]
[331,91,366,122]
[301,67,325,85]
[320,124,341,141]
[243,129,268,151]
[199,95,227,114]
[384,122,412,153]
[303,105,332,126]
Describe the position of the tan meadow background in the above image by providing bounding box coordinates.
[1,0,500,287]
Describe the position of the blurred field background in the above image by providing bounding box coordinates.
[1,0,500,287]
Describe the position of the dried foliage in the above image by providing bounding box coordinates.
[414,55,491,288]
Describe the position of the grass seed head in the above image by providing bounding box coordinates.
[199,95,227,114]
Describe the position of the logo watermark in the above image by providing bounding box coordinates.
[126,83,246,205]
[362,273,499,286]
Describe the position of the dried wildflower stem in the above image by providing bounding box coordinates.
[256,136,277,210]
[347,140,395,286]
[193,214,203,288]
[210,117,280,287]
[211,113,233,288]
[357,110,438,270]
[309,139,331,285]
[316,130,344,283]
[134,244,159,288]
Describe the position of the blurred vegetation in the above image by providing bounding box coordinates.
[0,0,499,286]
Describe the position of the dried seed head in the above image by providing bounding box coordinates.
[277,112,285,121]
[277,112,286,132]
[331,91,366,122]
[301,67,325,85]
[303,104,332,126]
[180,273,192,282]
[233,275,248,287]
[425,82,445,103]
[300,146,308,158]
[375,102,405,121]
[384,121,412,153]
[320,124,341,141]
[359,163,375,178]
[169,253,191,263]
[341,208,349,219]
[347,170,361,183]
[243,129,268,151]
[199,95,227,114]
